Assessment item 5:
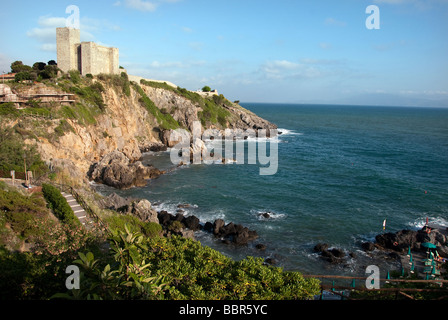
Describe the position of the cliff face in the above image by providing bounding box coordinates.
[3,77,276,188]
[36,82,160,182]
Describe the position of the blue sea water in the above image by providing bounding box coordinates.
[94,103,448,277]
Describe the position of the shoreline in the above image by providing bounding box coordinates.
[89,152,448,282]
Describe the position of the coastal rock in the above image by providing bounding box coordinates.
[203,221,213,233]
[140,142,167,153]
[121,199,159,224]
[320,249,345,264]
[258,212,272,219]
[372,226,448,257]
[88,150,164,189]
[98,192,133,211]
[361,242,376,252]
[212,220,258,245]
[213,219,226,236]
[179,229,195,240]
[375,229,419,252]
[314,243,329,253]
[157,211,172,226]
[314,243,346,264]
[184,215,201,231]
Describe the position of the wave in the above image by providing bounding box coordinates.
[407,216,448,230]
[278,128,304,136]
[251,209,287,221]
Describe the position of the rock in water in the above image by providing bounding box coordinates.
[120,199,159,224]
[88,150,164,189]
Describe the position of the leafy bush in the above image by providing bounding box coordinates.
[15,72,34,82]
[142,222,162,238]
[56,227,321,300]
[0,102,19,116]
[68,70,82,85]
[133,83,180,130]
[0,127,47,175]
[0,187,48,240]
[54,119,74,137]
[198,98,231,127]
[42,184,80,226]
[0,185,98,300]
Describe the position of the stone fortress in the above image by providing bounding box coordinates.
[56,27,119,76]
[56,27,218,96]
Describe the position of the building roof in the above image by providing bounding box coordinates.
[0,73,16,79]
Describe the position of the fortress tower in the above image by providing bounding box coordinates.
[56,27,119,76]
[56,27,80,74]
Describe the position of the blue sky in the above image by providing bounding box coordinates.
[1,0,447,107]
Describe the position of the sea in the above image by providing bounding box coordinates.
[93,103,448,278]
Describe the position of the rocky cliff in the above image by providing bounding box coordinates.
[2,75,277,189]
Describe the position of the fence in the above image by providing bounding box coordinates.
[52,183,111,234]
[304,274,448,300]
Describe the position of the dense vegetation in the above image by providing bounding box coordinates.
[55,227,321,300]
[139,79,231,128]
[0,126,48,178]
[41,183,79,226]
[132,82,181,130]
[0,181,100,299]
[0,181,321,300]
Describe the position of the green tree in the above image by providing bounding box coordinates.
[33,62,46,71]
[14,72,32,82]
[202,86,211,92]
[11,61,32,73]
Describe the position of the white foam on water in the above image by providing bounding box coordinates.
[408,216,448,230]
[277,128,304,136]
[251,209,287,221]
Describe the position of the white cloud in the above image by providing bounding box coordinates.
[324,17,347,27]
[188,42,204,51]
[121,0,183,12]
[181,26,193,33]
[27,15,120,53]
[319,42,333,50]
[373,0,448,10]
[259,60,322,80]
[125,0,158,12]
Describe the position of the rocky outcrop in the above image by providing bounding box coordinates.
[5,77,277,189]
[314,243,350,264]
[212,219,259,245]
[118,199,159,224]
[157,210,258,246]
[98,192,134,211]
[88,150,164,189]
[366,226,448,256]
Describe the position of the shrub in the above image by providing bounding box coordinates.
[0,127,47,176]
[11,61,32,73]
[15,72,32,82]
[202,85,211,92]
[167,220,184,233]
[0,187,48,240]
[133,83,180,130]
[42,184,80,226]
[56,228,321,300]
[142,222,162,238]
[68,70,81,84]
[0,102,19,116]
